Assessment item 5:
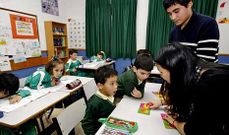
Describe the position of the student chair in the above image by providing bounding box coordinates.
[82,79,97,101]
[54,97,86,135]
[40,97,86,135]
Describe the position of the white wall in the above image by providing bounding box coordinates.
[0,0,69,50]
[136,0,149,50]
[216,0,229,54]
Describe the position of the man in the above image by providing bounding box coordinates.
[163,0,219,62]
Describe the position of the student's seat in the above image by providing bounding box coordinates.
[54,97,86,135]
[40,98,86,135]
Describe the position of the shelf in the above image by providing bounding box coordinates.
[53,34,67,36]
[45,21,68,63]
[54,46,67,48]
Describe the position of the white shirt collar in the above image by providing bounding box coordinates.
[96,90,114,103]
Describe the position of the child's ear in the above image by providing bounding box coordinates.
[97,83,104,90]
[132,66,137,73]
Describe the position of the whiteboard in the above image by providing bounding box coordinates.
[0,8,41,57]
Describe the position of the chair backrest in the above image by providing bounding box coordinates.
[53,98,86,135]
[83,79,97,100]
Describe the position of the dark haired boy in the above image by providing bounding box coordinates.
[115,53,153,99]
[65,49,84,76]
[81,66,118,135]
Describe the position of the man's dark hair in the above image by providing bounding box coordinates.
[0,73,19,96]
[163,0,191,10]
[94,66,117,84]
[134,53,154,71]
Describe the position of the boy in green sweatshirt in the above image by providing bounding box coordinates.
[81,66,118,135]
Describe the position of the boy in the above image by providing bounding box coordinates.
[0,73,36,135]
[115,53,153,99]
[65,49,84,76]
[163,0,219,62]
[90,51,106,62]
[81,66,118,135]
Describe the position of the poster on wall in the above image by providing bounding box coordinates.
[68,18,85,50]
[217,0,229,23]
[41,0,59,16]
[0,8,41,57]
[10,14,38,38]
[0,56,11,71]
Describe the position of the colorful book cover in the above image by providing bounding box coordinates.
[138,103,151,115]
[160,113,175,129]
[99,116,138,133]
[101,126,132,135]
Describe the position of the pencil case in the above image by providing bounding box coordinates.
[98,116,138,133]
[66,79,82,89]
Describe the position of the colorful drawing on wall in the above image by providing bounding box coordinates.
[41,0,59,16]
[0,56,11,71]
[10,14,38,38]
[68,18,85,49]
[217,0,229,23]
[0,8,41,57]
[0,25,12,45]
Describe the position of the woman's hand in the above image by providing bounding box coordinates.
[149,100,162,110]
[9,95,22,104]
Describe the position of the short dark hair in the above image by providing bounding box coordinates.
[0,73,19,96]
[45,57,64,75]
[94,66,118,84]
[134,53,154,71]
[97,51,105,58]
[69,49,78,55]
[137,49,152,56]
[163,0,191,10]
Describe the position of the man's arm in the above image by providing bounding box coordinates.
[196,19,219,62]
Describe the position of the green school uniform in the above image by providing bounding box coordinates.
[25,70,52,90]
[90,53,107,62]
[81,94,115,135]
[65,59,85,76]
[0,121,36,135]
[115,69,146,99]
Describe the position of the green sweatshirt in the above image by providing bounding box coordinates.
[116,69,146,99]
[25,70,52,90]
[81,94,115,135]
[65,59,84,76]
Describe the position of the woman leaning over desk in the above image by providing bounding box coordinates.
[151,42,229,135]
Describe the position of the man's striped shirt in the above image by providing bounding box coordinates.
[169,11,219,62]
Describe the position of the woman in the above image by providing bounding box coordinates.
[151,42,229,135]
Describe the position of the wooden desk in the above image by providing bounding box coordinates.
[96,83,179,135]
[0,92,69,128]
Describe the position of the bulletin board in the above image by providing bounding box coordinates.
[0,7,41,57]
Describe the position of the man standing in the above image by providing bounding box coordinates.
[163,0,219,62]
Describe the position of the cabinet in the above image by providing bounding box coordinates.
[44,21,68,62]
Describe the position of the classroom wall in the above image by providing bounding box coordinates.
[0,0,68,50]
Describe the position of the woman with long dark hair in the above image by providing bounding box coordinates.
[151,42,229,135]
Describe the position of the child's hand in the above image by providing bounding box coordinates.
[73,68,77,72]
[9,95,22,104]
[51,78,60,86]
[131,88,142,98]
